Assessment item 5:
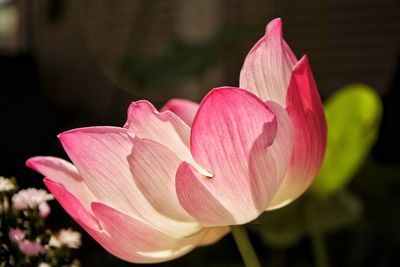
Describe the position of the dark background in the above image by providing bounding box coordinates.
[0,0,399,266]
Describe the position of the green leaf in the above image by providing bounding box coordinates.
[311,84,382,196]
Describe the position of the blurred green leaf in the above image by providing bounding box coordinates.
[311,84,382,196]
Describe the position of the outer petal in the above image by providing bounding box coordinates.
[91,202,210,263]
[239,18,295,106]
[160,98,199,126]
[44,179,99,231]
[268,56,327,209]
[43,179,170,263]
[26,156,96,209]
[176,87,291,226]
[59,126,200,238]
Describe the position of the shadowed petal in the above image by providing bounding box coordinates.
[198,226,230,246]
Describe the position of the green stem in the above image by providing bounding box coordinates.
[305,200,330,267]
[231,225,262,267]
[309,228,329,267]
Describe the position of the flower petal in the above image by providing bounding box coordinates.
[268,56,327,209]
[58,126,200,238]
[128,137,193,222]
[26,156,96,209]
[58,127,138,214]
[176,162,236,226]
[254,101,295,209]
[198,227,230,246]
[44,179,155,263]
[44,179,99,231]
[239,18,295,106]
[91,202,209,263]
[125,100,192,162]
[177,87,287,225]
[160,98,199,126]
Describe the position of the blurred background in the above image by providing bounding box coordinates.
[0,0,399,266]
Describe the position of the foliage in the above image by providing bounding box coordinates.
[311,84,382,196]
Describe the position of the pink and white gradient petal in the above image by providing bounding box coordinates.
[26,156,96,210]
[176,88,290,225]
[160,98,199,127]
[268,56,327,209]
[91,202,213,263]
[125,101,193,163]
[239,18,295,107]
[58,126,200,238]
[43,179,155,263]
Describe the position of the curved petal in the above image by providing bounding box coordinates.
[26,156,96,209]
[59,126,200,238]
[124,100,193,162]
[160,98,199,127]
[254,101,294,210]
[268,56,327,209]
[44,179,99,231]
[177,87,289,225]
[43,179,159,263]
[239,18,295,106]
[58,127,138,214]
[91,202,209,263]
[128,137,193,222]
[176,162,236,226]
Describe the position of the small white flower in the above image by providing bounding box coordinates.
[12,188,53,210]
[0,176,15,192]
[38,263,51,267]
[49,229,81,249]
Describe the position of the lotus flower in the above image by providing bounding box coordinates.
[27,101,229,263]
[27,18,326,263]
[162,18,327,226]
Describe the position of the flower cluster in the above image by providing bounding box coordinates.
[0,176,81,266]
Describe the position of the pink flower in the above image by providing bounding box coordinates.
[9,228,26,243]
[163,18,327,225]
[18,240,46,256]
[38,202,51,218]
[9,228,46,256]
[27,18,325,263]
[27,102,229,263]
